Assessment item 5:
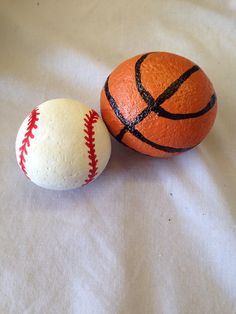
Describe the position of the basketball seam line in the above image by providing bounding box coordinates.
[83,110,99,186]
[19,107,40,177]
[156,94,216,120]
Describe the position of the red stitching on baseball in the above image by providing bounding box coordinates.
[19,107,40,177]
[83,110,99,185]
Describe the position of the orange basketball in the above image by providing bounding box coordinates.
[100,52,217,157]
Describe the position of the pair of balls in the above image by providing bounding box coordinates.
[16,52,217,190]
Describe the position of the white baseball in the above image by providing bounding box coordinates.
[15,99,111,190]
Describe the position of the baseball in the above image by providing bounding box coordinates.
[15,99,111,190]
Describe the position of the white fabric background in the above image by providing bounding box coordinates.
[0,0,236,313]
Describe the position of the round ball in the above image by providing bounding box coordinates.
[100,52,217,157]
[16,99,111,190]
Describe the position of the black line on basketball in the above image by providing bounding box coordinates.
[131,128,194,153]
[156,93,216,120]
[104,76,131,127]
[116,127,128,142]
[135,53,154,106]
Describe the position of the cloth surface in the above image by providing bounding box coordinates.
[0,0,236,313]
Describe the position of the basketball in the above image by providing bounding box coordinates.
[100,52,217,157]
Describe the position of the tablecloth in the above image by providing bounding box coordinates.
[1,0,236,313]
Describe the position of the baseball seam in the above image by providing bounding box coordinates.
[83,110,99,186]
[19,107,40,177]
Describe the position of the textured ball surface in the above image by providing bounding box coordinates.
[100,52,217,157]
[16,99,111,190]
